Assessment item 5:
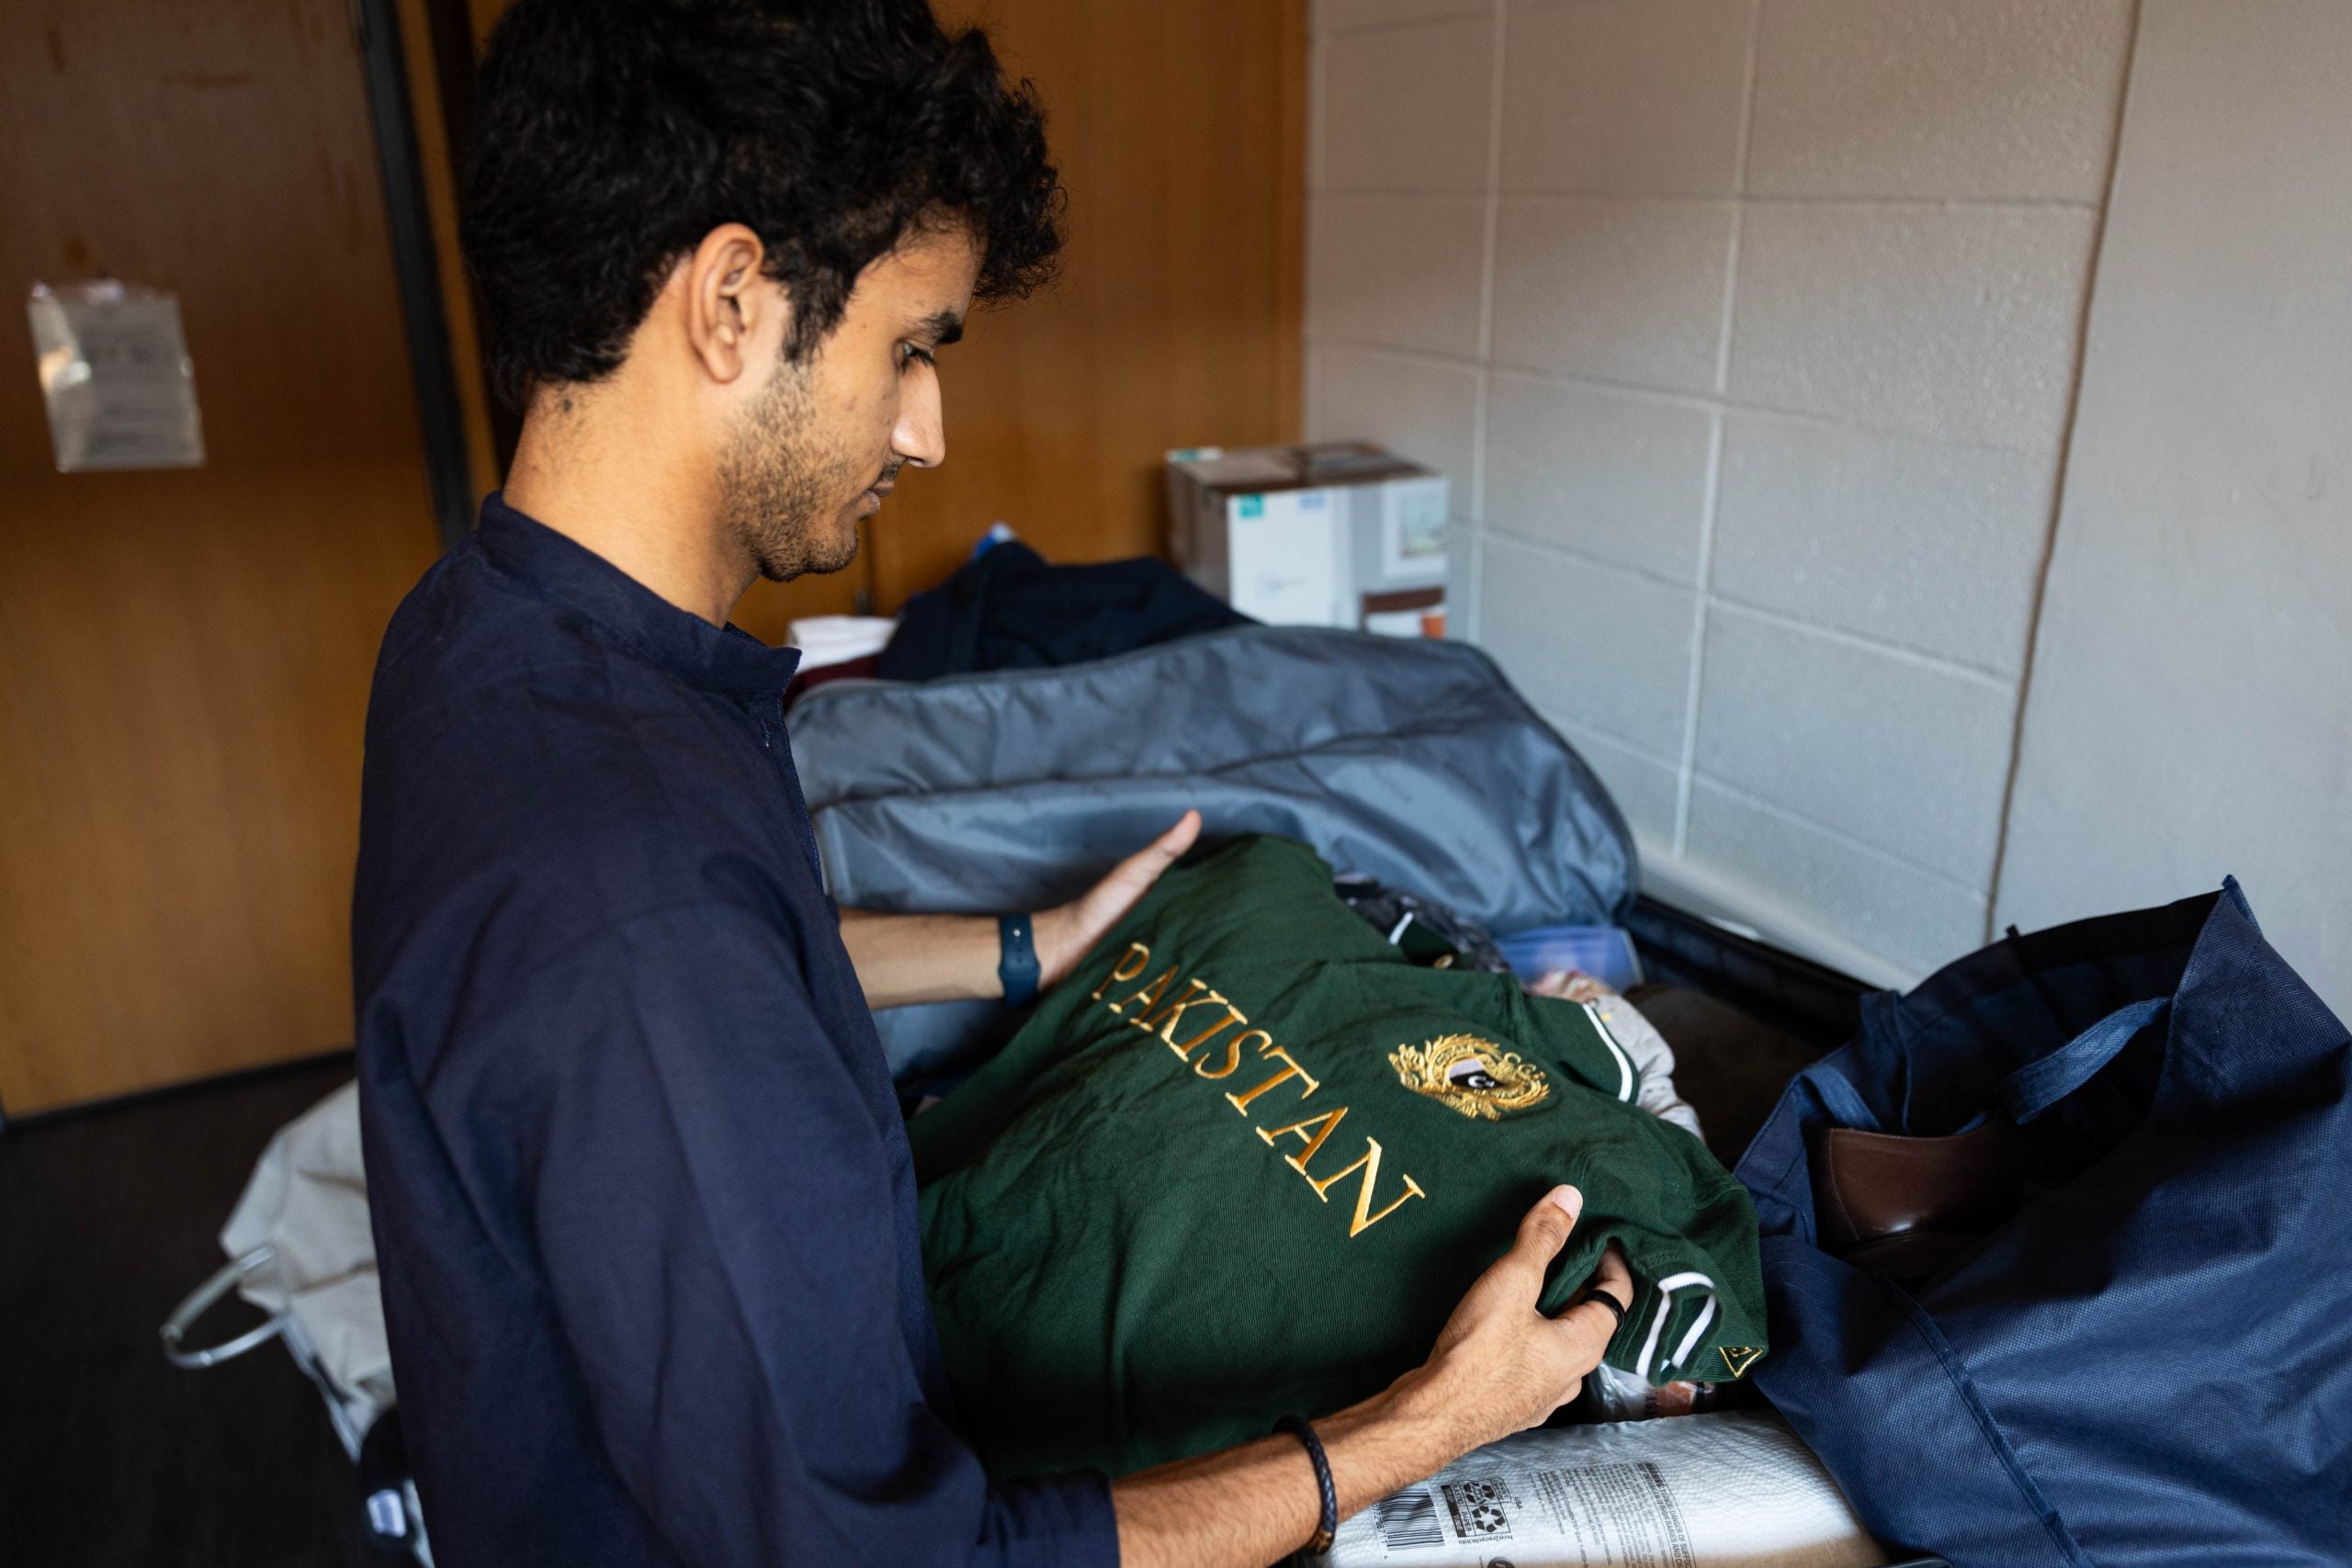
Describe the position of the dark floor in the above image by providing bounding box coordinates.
[1,1055,378,1568]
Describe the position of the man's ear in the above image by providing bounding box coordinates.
[683,223,788,386]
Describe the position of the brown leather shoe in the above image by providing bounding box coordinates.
[1813,1119,2074,1282]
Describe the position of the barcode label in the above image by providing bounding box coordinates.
[1374,1487,1442,1551]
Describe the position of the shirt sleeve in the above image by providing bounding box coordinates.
[456,894,1119,1568]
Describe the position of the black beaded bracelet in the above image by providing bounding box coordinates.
[1274,1414,1339,1556]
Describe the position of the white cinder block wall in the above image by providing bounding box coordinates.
[1992,1,2352,1013]
[1306,0,2137,984]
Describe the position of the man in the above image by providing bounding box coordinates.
[354,2,1632,1564]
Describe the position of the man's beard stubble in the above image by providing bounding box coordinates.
[718,355,876,583]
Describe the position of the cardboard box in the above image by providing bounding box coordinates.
[1164,442,1450,635]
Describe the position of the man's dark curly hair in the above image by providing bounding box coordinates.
[462,0,1062,410]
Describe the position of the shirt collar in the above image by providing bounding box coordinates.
[473,491,801,699]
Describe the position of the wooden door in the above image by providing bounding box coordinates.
[0,0,445,1112]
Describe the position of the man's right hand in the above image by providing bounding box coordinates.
[1396,1184,1634,1452]
[1112,1184,1634,1568]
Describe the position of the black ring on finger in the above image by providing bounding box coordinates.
[1581,1288,1629,1331]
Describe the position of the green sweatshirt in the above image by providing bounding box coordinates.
[911,836,1765,1478]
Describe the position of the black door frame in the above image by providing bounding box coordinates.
[356,0,480,552]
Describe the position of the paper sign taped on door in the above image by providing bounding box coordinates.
[28,280,206,472]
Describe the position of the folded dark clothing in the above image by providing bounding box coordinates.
[877,538,1250,680]
[781,651,879,710]
[1333,872,1511,974]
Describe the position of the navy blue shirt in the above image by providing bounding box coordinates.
[353,495,1117,1568]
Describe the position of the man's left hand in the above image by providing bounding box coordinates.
[1034,811,1202,989]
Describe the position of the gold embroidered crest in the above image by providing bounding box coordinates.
[1389,1034,1552,1120]
[1718,1346,1764,1380]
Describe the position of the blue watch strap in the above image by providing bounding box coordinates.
[997,913,1040,1008]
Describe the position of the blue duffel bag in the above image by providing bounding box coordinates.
[1736,880,2352,1566]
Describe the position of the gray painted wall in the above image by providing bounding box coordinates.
[1307,0,2349,1011]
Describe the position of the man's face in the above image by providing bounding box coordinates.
[718,223,981,582]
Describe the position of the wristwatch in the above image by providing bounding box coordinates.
[997,913,1040,1008]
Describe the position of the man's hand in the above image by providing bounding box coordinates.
[837,811,1202,1010]
[1399,1185,1633,1450]
[1034,810,1202,988]
[1112,1184,1633,1568]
